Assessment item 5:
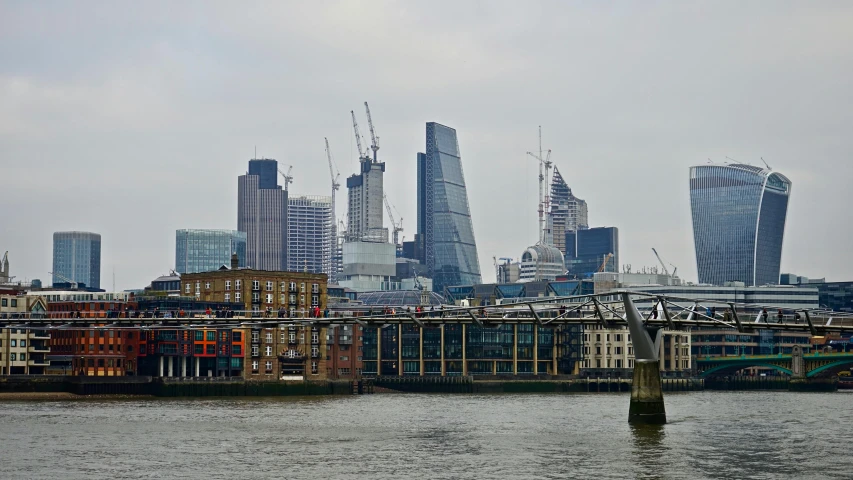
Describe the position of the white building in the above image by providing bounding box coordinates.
[287,195,333,277]
[346,161,388,243]
[0,295,50,374]
[582,325,692,373]
[338,241,398,292]
[519,244,565,282]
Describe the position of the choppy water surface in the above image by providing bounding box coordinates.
[1,391,850,479]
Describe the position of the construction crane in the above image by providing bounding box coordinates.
[324,138,340,223]
[277,165,293,191]
[597,253,614,273]
[383,194,403,246]
[351,110,368,163]
[49,271,77,289]
[651,248,676,277]
[364,101,379,162]
[526,126,553,245]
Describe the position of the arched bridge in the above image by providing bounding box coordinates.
[697,352,853,378]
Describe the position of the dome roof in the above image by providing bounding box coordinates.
[357,290,446,306]
[521,244,564,265]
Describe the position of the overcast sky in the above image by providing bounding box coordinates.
[2,1,852,290]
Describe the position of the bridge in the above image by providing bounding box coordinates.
[4,290,853,425]
[697,351,853,378]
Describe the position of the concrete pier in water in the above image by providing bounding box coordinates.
[622,293,666,424]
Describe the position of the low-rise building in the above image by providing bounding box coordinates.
[1,295,50,374]
[581,326,691,376]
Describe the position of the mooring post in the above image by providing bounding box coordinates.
[622,293,666,424]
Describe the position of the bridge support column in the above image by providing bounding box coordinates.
[623,293,666,424]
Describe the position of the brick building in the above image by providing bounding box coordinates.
[181,267,329,380]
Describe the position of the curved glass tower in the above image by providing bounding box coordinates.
[689,164,791,286]
[418,123,482,292]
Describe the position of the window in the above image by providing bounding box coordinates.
[265,361,273,372]
[251,331,259,342]
[225,280,231,291]
[615,347,622,355]
[235,292,241,302]
[289,294,296,304]
[252,361,259,371]
[233,332,242,342]
[207,331,215,341]
[205,282,211,290]
[195,344,203,354]
[10,353,16,361]
[10,340,16,347]
[185,283,191,293]
[280,331,287,342]
[279,282,286,291]
[265,346,272,356]
[595,346,601,355]
[340,355,349,361]
[289,332,296,343]
[596,334,601,342]
[312,283,319,293]
[266,294,273,304]
[300,282,305,292]
[300,295,305,305]
[224,293,230,302]
[311,333,319,344]
[206,345,215,354]
[10,299,16,307]
[195,282,200,293]
[280,294,286,304]
[232,345,242,355]
[252,345,259,356]
[266,281,273,291]
[289,282,297,292]
[312,295,319,306]
[252,280,260,291]
[236,280,242,290]
[338,368,351,376]
[311,362,318,375]
[252,293,260,303]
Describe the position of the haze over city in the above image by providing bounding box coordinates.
[2,1,852,290]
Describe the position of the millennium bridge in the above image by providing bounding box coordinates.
[4,291,853,424]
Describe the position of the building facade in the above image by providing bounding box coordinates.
[346,159,387,243]
[52,231,101,289]
[417,122,482,292]
[175,229,247,274]
[0,295,49,374]
[238,158,288,271]
[565,227,619,278]
[519,244,565,282]
[690,163,791,286]
[581,326,692,374]
[546,166,588,253]
[287,195,333,276]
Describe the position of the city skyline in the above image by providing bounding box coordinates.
[2,2,852,289]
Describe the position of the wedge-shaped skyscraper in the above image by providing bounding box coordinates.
[690,163,791,286]
[417,122,481,292]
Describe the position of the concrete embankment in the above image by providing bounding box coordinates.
[373,375,704,394]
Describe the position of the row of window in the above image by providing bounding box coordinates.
[6,353,25,361]
[250,360,320,374]
[186,281,320,294]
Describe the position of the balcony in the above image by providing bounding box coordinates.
[28,357,50,366]
[30,331,51,340]
[28,345,50,353]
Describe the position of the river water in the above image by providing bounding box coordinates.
[1,391,850,479]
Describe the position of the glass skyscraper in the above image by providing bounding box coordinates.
[238,158,288,271]
[175,229,247,274]
[52,231,101,289]
[689,164,791,286]
[565,227,618,278]
[417,122,481,292]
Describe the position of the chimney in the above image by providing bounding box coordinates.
[231,253,239,270]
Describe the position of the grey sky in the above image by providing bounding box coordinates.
[2,1,852,290]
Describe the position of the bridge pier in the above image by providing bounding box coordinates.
[623,293,666,424]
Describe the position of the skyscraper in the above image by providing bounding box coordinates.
[346,160,387,243]
[238,158,288,271]
[690,164,791,286]
[417,122,482,291]
[565,227,618,278]
[175,229,247,274]
[287,195,333,276]
[546,166,588,254]
[52,231,101,289]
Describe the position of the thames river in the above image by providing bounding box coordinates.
[1,391,850,479]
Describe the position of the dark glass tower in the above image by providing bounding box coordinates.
[417,122,482,292]
[248,159,280,190]
[689,164,791,286]
[564,227,618,278]
[238,158,288,270]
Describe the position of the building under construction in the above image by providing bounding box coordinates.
[546,166,588,254]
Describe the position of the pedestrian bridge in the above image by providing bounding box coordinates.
[696,351,853,378]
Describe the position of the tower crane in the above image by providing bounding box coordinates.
[324,138,340,223]
[651,248,671,277]
[526,126,553,245]
[597,253,614,273]
[49,271,77,289]
[351,110,369,163]
[364,101,379,162]
[383,193,403,246]
[277,165,293,191]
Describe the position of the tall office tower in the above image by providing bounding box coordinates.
[52,231,101,289]
[690,164,791,286]
[565,227,618,278]
[175,229,247,274]
[287,195,333,276]
[238,158,288,271]
[546,166,589,253]
[346,160,387,243]
[417,122,482,292]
